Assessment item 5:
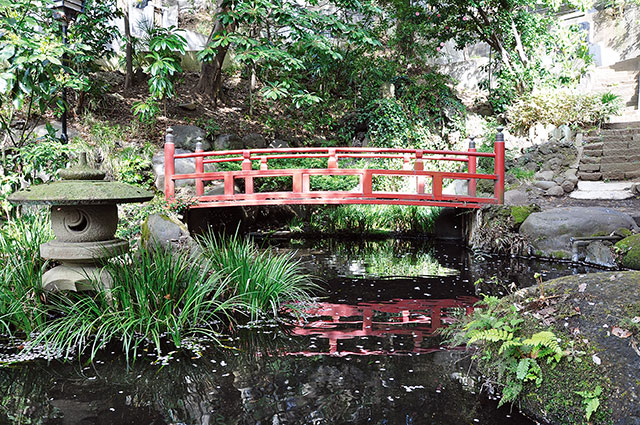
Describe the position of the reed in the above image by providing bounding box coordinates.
[198,232,318,319]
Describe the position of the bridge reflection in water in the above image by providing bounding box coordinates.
[287,297,478,357]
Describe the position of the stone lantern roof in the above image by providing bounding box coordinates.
[9,153,153,205]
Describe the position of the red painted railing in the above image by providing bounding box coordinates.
[163,129,505,209]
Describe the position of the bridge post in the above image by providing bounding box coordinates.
[328,148,338,169]
[195,138,204,196]
[468,136,477,197]
[414,150,425,194]
[494,127,505,203]
[242,150,254,194]
[164,128,175,200]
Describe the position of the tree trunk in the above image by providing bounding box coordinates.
[197,0,232,103]
[510,18,529,66]
[123,1,134,90]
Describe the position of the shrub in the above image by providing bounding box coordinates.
[507,88,623,133]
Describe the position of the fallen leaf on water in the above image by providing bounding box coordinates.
[611,326,632,339]
[578,283,587,292]
[592,354,601,365]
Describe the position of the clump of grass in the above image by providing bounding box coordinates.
[0,213,317,363]
[0,211,52,335]
[198,232,318,319]
[31,247,234,362]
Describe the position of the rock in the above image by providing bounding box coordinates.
[510,205,540,225]
[520,207,639,258]
[214,134,243,150]
[534,180,557,190]
[545,185,565,196]
[141,213,193,251]
[534,170,554,181]
[561,179,576,193]
[504,272,640,425]
[269,139,290,149]
[523,162,539,172]
[548,157,563,169]
[34,121,80,141]
[615,234,640,269]
[632,183,640,195]
[242,133,267,149]
[504,189,530,206]
[171,125,209,151]
[152,149,216,192]
[584,241,616,268]
[563,168,578,179]
[553,176,564,185]
[179,102,197,111]
[551,124,573,142]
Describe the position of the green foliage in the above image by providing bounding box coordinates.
[133,26,187,121]
[507,88,623,132]
[576,386,602,421]
[304,204,441,234]
[454,295,564,406]
[0,213,318,363]
[199,232,318,319]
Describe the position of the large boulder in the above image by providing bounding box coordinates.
[520,207,638,258]
[171,125,209,151]
[214,134,243,150]
[141,213,195,252]
[152,149,215,192]
[242,133,267,149]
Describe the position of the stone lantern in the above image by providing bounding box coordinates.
[9,153,153,291]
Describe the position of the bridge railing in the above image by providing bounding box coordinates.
[163,128,505,208]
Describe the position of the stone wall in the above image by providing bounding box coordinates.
[579,127,640,181]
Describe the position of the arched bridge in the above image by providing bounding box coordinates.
[164,130,505,209]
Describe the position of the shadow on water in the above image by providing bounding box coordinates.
[0,238,607,425]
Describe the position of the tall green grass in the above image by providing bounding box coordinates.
[32,247,234,362]
[0,213,317,363]
[0,211,52,335]
[198,232,318,319]
[304,204,441,234]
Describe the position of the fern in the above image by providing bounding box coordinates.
[523,331,563,360]
[498,380,523,407]
[499,338,523,354]
[467,328,513,345]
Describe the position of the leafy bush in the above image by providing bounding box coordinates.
[507,88,623,132]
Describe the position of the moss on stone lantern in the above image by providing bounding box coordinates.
[9,153,153,291]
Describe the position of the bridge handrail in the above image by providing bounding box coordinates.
[163,128,506,208]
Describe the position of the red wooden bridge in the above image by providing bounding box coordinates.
[163,129,505,209]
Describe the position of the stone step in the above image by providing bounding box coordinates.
[603,121,640,129]
[570,181,639,200]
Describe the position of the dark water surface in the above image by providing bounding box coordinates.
[0,238,606,425]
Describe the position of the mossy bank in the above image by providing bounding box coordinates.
[455,271,640,425]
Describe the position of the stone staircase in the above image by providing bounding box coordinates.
[590,56,640,123]
[579,122,640,181]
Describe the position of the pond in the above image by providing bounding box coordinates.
[0,238,606,425]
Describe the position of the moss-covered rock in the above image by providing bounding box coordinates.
[465,271,640,424]
[510,205,540,226]
[615,234,640,269]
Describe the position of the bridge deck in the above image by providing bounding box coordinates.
[163,132,505,208]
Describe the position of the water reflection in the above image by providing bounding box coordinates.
[289,298,476,356]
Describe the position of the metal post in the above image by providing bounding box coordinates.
[494,127,505,204]
[164,128,175,199]
[60,22,69,144]
[468,136,477,197]
[195,138,204,197]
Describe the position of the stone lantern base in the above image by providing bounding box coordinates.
[40,238,128,292]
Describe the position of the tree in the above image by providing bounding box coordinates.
[196,0,381,108]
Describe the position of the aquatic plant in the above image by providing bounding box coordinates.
[0,211,52,335]
[29,247,235,362]
[198,232,318,319]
